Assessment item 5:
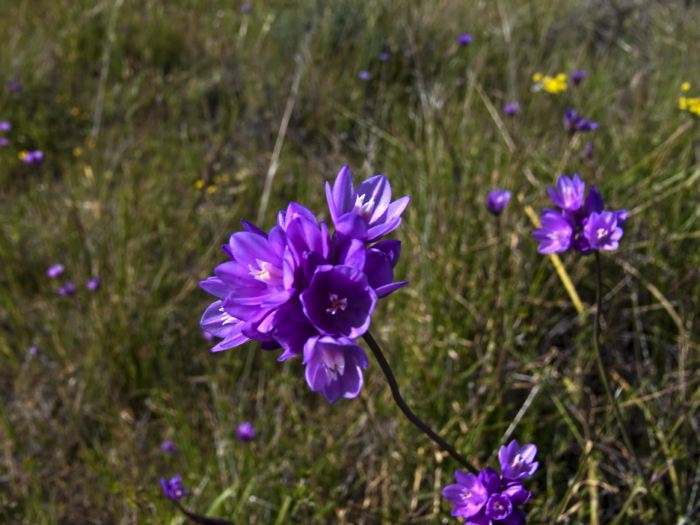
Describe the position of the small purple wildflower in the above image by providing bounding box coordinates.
[358,70,370,81]
[0,121,10,132]
[28,345,39,357]
[533,174,627,255]
[86,276,101,291]
[20,150,44,164]
[503,102,520,117]
[458,33,473,47]
[241,2,251,13]
[379,51,390,62]
[160,440,176,454]
[563,109,599,134]
[303,336,368,403]
[236,421,257,441]
[6,80,22,93]
[571,69,588,86]
[58,281,76,296]
[0,137,8,148]
[47,264,65,279]
[160,474,188,501]
[442,440,537,523]
[486,189,512,215]
[499,440,539,481]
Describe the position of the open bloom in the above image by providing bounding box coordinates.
[582,211,624,251]
[532,211,573,254]
[547,173,585,212]
[379,51,390,62]
[486,189,511,215]
[563,109,599,134]
[87,276,101,291]
[0,121,10,132]
[236,421,257,441]
[303,336,368,403]
[458,33,473,46]
[325,165,410,242]
[443,440,537,523]
[160,474,188,501]
[160,440,176,454]
[47,263,65,279]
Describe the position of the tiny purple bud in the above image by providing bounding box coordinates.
[571,69,588,86]
[0,121,10,132]
[0,137,9,148]
[503,102,520,117]
[86,276,101,291]
[58,281,76,297]
[236,421,256,441]
[584,140,594,162]
[241,2,251,13]
[458,33,473,47]
[486,189,512,215]
[47,264,65,279]
[160,439,176,454]
[379,51,390,62]
[358,70,370,81]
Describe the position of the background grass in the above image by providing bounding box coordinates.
[1,0,699,523]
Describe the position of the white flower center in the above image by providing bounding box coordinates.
[353,194,375,220]
[249,259,278,283]
[596,227,607,239]
[326,293,348,315]
[323,349,345,381]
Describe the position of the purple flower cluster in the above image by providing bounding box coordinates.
[563,109,598,134]
[532,173,627,254]
[160,474,188,501]
[47,263,101,295]
[200,165,410,403]
[442,440,538,524]
[20,150,44,164]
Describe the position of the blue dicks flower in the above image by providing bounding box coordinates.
[563,109,599,134]
[358,70,370,81]
[441,471,489,518]
[47,263,65,279]
[486,493,513,520]
[547,173,585,212]
[0,121,10,132]
[160,474,188,501]
[532,211,573,254]
[303,335,368,403]
[325,165,410,242]
[498,440,539,481]
[571,69,588,86]
[458,33,473,47]
[486,189,512,215]
[582,211,624,251]
[236,421,256,441]
[503,102,520,117]
[300,265,377,338]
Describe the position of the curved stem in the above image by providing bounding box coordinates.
[363,331,478,473]
[592,253,645,481]
[174,501,234,525]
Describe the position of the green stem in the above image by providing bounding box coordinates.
[592,253,646,482]
[363,331,478,473]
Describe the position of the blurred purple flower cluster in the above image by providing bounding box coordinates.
[200,165,409,403]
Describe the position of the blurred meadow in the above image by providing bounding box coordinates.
[1,0,700,523]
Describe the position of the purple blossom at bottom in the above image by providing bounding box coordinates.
[160,474,188,501]
[58,281,76,296]
[303,336,368,403]
[442,440,537,524]
[486,189,511,215]
[236,422,256,441]
[458,33,473,47]
[533,174,627,254]
[503,102,520,117]
[47,263,65,279]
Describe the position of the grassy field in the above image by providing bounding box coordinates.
[1,0,699,523]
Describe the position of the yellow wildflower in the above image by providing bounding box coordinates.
[679,97,688,110]
[195,179,205,190]
[73,147,83,157]
[681,82,691,92]
[532,72,543,82]
[18,150,28,160]
[207,185,218,194]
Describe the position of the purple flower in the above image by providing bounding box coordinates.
[547,173,585,212]
[442,471,489,518]
[582,211,624,251]
[6,80,22,93]
[458,33,473,47]
[498,440,539,481]
[303,336,368,403]
[86,276,101,291]
[28,345,39,357]
[571,69,588,86]
[485,493,513,520]
[236,421,257,441]
[47,264,65,279]
[532,211,573,254]
[0,137,9,147]
[486,189,511,215]
[58,281,76,296]
[20,150,44,164]
[241,2,251,13]
[379,51,390,62]
[160,440,176,454]
[325,165,410,242]
[358,70,370,81]
[0,121,10,132]
[160,474,188,501]
[300,265,376,338]
[362,240,408,297]
[503,482,532,505]
[563,109,599,134]
[503,102,520,117]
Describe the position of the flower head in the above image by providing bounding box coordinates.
[503,102,520,117]
[533,72,567,94]
[498,440,539,481]
[681,82,691,92]
[358,70,370,81]
[532,210,573,254]
[47,264,65,278]
[571,69,588,86]
[160,474,188,501]
[58,281,76,296]
[0,121,10,132]
[547,173,586,212]
[563,109,599,134]
[0,137,8,148]
[582,211,624,251]
[379,51,390,62]
[19,150,44,164]
[458,33,473,47]
[236,421,257,441]
[160,439,176,454]
[303,336,368,403]
[86,276,101,291]
[486,189,511,215]
[442,471,489,518]
[325,165,410,242]
[241,2,251,13]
